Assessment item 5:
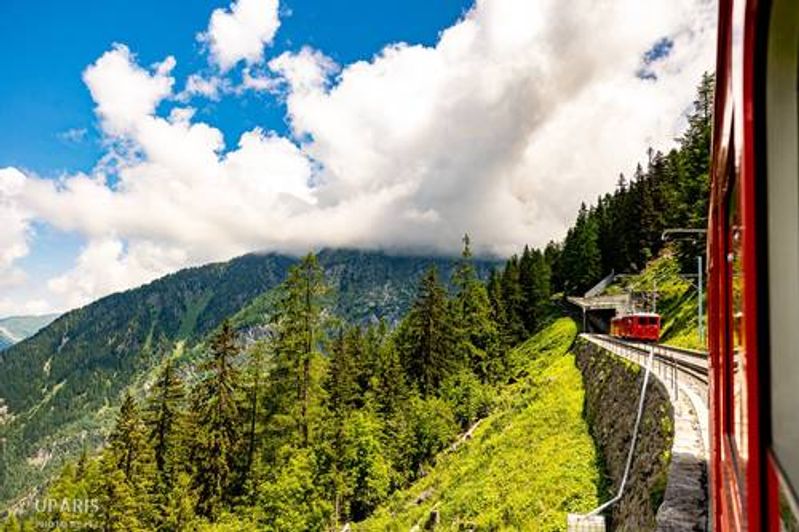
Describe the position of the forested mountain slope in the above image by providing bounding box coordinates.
[6,240,555,531]
[0,249,497,507]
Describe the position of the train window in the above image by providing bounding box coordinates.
[766,0,799,511]
[727,179,748,468]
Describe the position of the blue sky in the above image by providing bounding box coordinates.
[0,0,470,177]
[0,0,471,315]
[0,0,716,316]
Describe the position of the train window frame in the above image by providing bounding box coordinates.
[765,0,799,514]
[725,171,748,483]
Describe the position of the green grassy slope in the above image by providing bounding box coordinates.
[357,318,600,531]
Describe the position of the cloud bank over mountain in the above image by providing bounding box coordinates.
[0,0,716,314]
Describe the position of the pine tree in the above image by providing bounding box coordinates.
[356,321,387,399]
[96,453,146,532]
[399,266,458,397]
[499,256,527,344]
[327,329,360,418]
[189,320,241,519]
[239,340,268,501]
[98,392,154,529]
[108,392,153,487]
[529,248,551,328]
[518,245,536,333]
[144,359,186,490]
[158,472,197,532]
[323,328,360,525]
[616,172,627,192]
[257,447,332,531]
[371,336,409,417]
[452,234,500,381]
[340,409,392,521]
[517,245,551,334]
[486,268,508,344]
[544,241,562,293]
[268,253,329,449]
[560,203,602,293]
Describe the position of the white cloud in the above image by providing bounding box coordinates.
[83,44,175,136]
[272,0,716,251]
[4,0,717,314]
[240,67,279,92]
[0,298,53,318]
[200,0,281,72]
[269,47,338,95]
[179,73,230,101]
[47,238,189,310]
[57,128,88,143]
[0,168,31,289]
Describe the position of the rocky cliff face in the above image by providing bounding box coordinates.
[575,338,674,531]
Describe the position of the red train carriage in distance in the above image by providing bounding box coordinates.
[609,312,661,342]
[707,0,799,529]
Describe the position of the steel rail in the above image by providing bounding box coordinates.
[585,334,709,387]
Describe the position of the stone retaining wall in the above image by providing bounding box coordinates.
[574,338,674,531]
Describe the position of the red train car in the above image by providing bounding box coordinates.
[707,0,799,529]
[610,312,661,342]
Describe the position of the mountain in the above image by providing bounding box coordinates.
[0,314,59,351]
[0,248,498,507]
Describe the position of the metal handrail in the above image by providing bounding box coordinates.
[585,346,655,517]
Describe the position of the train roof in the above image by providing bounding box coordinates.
[612,312,661,318]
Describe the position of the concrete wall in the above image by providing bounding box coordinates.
[574,338,674,531]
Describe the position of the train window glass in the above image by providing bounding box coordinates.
[766,0,799,506]
[727,180,748,467]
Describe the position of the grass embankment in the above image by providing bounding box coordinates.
[358,318,600,531]
[608,249,706,351]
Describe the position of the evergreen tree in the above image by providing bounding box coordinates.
[322,328,360,525]
[560,203,602,293]
[517,245,551,335]
[518,246,536,333]
[256,447,332,531]
[239,340,269,501]
[340,409,392,521]
[107,392,154,492]
[543,241,562,294]
[499,256,527,344]
[189,320,241,519]
[327,329,360,418]
[452,234,500,381]
[370,336,409,417]
[99,392,154,529]
[144,359,186,490]
[96,454,147,532]
[530,248,551,326]
[398,266,458,397]
[268,253,329,449]
[486,268,509,344]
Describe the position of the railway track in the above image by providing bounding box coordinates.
[583,333,709,387]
